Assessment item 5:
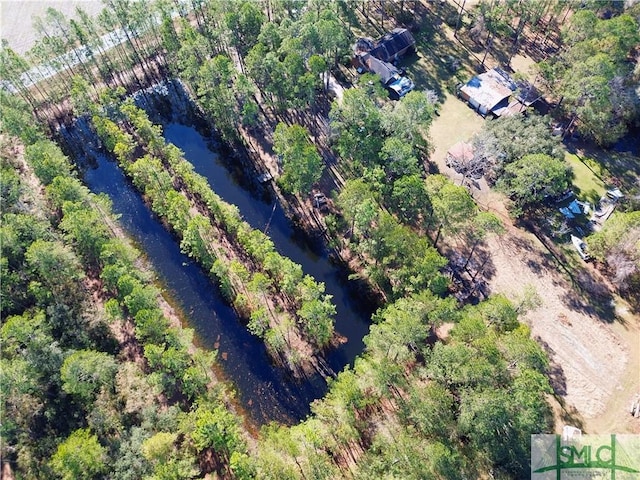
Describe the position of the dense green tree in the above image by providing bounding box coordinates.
[45,175,90,209]
[472,114,563,181]
[25,239,85,307]
[388,174,432,226]
[357,72,387,102]
[196,54,241,141]
[115,362,160,416]
[224,0,266,60]
[499,323,549,374]
[112,427,153,480]
[355,427,462,480]
[50,429,107,480]
[273,123,324,194]
[402,382,455,440]
[314,9,351,69]
[188,404,244,457]
[330,88,383,171]
[497,153,572,215]
[24,140,72,185]
[141,432,178,464]
[59,201,111,267]
[379,136,420,180]
[381,90,436,149]
[2,310,64,389]
[1,212,52,315]
[297,295,336,347]
[587,211,640,301]
[539,11,640,145]
[0,161,21,212]
[426,174,476,241]
[60,350,118,404]
[0,89,44,144]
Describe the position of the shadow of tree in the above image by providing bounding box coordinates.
[534,336,587,430]
[555,396,586,432]
[578,188,604,206]
[520,218,619,323]
[566,138,640,194]
[397,5,480,100]
[442,241,497,305]
[560,271,618,323]
[535,336,567,397]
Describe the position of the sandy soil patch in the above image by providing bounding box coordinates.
[1,1,103,55]
[488,229,630,421]
[509,53,536,79]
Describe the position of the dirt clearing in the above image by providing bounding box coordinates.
[487,227,638,433]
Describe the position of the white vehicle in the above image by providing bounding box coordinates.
[571,235,590,261]
[388,75,415,98]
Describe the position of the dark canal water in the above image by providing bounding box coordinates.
[63,85,372,425]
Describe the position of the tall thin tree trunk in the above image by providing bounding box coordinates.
[462,240,479,272]
[455,0,467,37]
[433,223,443,248]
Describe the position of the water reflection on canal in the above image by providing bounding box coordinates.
[68,87,373,425]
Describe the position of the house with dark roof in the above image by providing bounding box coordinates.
[369,28,416,63]
[354,28,416,98]
[359,53,400,85]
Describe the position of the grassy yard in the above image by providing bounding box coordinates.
[565,152,607,204]
[429,93,485,165]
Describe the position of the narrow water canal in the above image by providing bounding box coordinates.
[65,87,373,425]
[162,123,372,372]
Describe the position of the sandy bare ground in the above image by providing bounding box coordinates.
[430,94,640,433]
[1,1,103,55]
[488,228,632,423]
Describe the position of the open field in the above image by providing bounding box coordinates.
[429,92,484,166]
[0,0,103,55]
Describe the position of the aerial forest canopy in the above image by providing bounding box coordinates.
[1,1,638,479]
[538,9,640,146]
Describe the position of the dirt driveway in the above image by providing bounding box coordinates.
[430,94,640,434]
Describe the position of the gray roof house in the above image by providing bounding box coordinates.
[458,68,517,117]
[458,67,542,117]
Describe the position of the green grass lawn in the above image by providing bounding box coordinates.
[430,93,485,164]
[565,152,607,204]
